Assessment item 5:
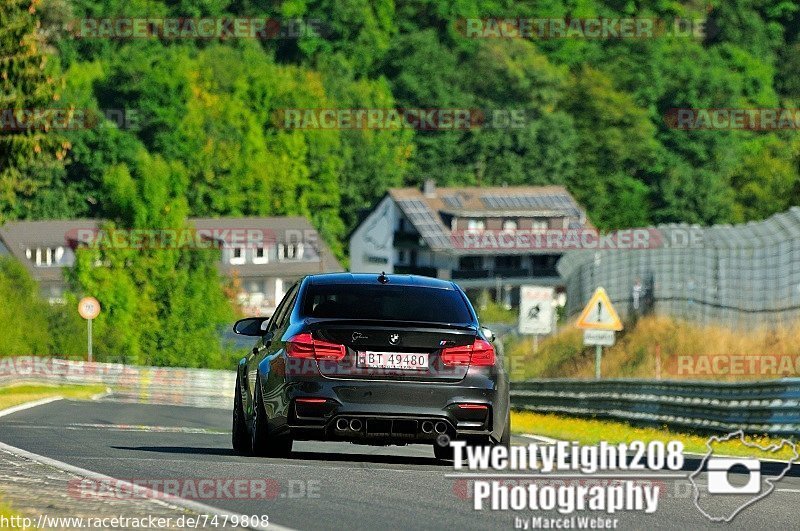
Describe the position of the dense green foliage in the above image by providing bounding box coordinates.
[1,0,799,366]
[68,150,236,367]
[8,0,796,233]
[0,257,85,356]
[0,0,68,220]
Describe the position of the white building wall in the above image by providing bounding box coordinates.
[349,195,399,273]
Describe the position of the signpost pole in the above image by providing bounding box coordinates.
[88,317,93,363]
[595,344,602,379]
[533,334,539,354]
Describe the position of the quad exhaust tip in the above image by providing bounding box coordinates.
[336,417,444,434]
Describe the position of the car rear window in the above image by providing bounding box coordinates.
[301,284,472,323]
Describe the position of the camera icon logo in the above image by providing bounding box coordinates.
[689,430,799,522]
[706,458,761,494]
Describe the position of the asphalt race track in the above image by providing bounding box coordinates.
[1,398,798,530]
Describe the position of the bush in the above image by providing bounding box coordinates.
[0,257,83,357]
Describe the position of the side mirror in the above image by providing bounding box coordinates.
[481,327,496,343]
[233,317,270,336]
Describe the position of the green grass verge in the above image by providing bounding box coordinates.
[476,300,518,325]
[0,497,27,529]
[511,411,798,461]
[0,383,107,411]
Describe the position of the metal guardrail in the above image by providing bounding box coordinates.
[0,357,235,409]
[510,378,800,437]
[5,357,797,435]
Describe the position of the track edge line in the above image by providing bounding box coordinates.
[0,396,64,419]
[0,439,293,530]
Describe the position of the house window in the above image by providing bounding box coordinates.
[230,246,245,265]
[531,219,547,230]
[502,220,518,231]
[279,243,305,261]
[28,246,64,267]
[467,219,485,230]
[253,246,269,264]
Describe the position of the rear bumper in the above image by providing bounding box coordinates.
[280,368,508,444]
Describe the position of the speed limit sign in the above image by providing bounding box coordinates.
[78,297,101,320]
[78,296,100,362]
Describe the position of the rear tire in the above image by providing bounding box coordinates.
[433,442,454,461]
[435,412,510,461]
[251,378,293,458]
[499,412,511,449]
[231,373,251,455]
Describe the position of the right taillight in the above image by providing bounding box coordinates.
[286,332,346,361]
[441,338,495,366]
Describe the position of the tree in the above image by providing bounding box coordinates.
[728,135,800,222]
[272,0,398,76]
[0,256,83,356]
[560,67,659,229]
[69,150,234,367]
[463,40,577,187]
[0,0,67,221]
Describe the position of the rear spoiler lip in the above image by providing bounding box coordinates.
[303,317,477,333]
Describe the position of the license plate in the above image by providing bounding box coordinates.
[357,351,429,370]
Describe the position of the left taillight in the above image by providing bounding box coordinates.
[286,332,346,361]
[440,338,495,366]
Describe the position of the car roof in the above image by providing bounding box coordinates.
[304,273,457,290]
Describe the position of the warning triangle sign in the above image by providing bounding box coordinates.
[575,287,623,331]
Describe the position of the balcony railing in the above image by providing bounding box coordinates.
[394,265,438,277]
[393,231,423,247]
[452,266,558,280]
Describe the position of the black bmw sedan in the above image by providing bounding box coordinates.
[231,273,510,460]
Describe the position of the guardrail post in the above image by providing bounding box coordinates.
[655,343,661,380]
